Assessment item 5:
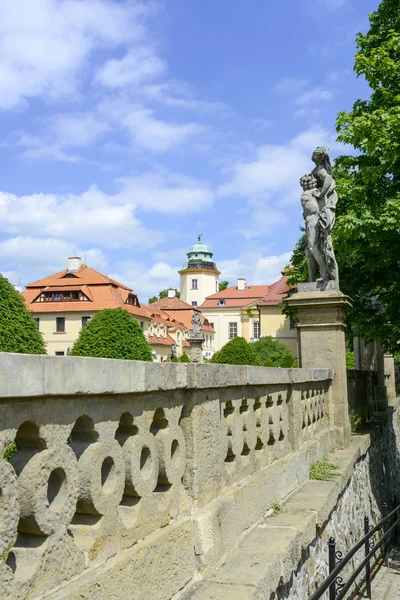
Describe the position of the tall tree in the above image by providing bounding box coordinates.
[218,281,229,292]
[287,0,400,350]
[0,275,46,354]
[334,0,400,350]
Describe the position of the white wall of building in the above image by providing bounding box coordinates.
[180,270,219,307]
[201,308,243,351]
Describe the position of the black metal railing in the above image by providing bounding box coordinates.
[309,503,400,600]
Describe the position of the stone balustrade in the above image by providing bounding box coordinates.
[0,353,334,600]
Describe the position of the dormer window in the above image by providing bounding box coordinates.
[218,298,226,306]
[37,288,89,303]
[126,294,139,306]
[63,273,78,279]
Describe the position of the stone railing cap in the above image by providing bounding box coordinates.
[0,353,333,398]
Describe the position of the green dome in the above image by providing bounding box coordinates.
[181,236,218,271]
[188,243,210,254]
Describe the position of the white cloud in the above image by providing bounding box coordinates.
[296,87,333,105]
[0,185,162,249]
[0,0,148,110]
[117,170,214,214]
[122,104,204,152]
[0,237,108,287]
[218,252,292,286]
[96,47,167,88]
[219,126,338,200]
[274,77,307,94]
[111,259,180,301]
[15,113,111,161]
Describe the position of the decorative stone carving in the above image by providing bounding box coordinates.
[190,311,202,339]
[300,146,339,288]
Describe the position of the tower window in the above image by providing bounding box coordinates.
[191,279,198,290]
[192,301,198,307]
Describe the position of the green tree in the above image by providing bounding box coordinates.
[0,274,46,354]
[252,336,296,367]
[210,337,259,366]
[149,289,180,304]
[218,281,229,292]
[287,0,400,351]
[333,0,400,350]
[70,308,152,361]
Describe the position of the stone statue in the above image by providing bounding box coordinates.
[168,343,177,361]
[300,146,339,286]
[190,311,202,338]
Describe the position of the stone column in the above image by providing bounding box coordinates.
[384,354,396,403]
[188,338,204,363]
[286,289,352,448]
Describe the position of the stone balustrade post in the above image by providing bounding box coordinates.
[286,290,352,448]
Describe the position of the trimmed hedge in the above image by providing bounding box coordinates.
[0,274,46,354]
[210,337,259,366]
[180,353,191,363]
[70,308,152,361]
[252,335,295,368]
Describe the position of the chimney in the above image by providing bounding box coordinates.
[237,278,246,291]
[167,289,176,298]
[68,257,82,272]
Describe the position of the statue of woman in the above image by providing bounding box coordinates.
[311,146,339,283]
[300,147,339,285]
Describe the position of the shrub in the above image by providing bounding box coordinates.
[180,353,191,363]
[346,351,355,370]
[171,355,179,363]
[210,337,259,366]
[252,336,295,368]
[0,274,46,354]
[70,308,152,361]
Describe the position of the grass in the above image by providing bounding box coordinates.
[272,501,283,514]
[309,455,339,481]
[3,442,16,461]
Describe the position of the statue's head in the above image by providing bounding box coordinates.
[300,174,317,191]
[312,146,330,165]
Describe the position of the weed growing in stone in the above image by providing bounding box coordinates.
[309,456,339,481]
[272,502,283,514]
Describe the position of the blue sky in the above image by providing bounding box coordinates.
[0,0,379,300]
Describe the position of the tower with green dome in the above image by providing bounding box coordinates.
[179,235,220,307]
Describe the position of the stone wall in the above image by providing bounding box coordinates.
[272,401,400,599]
[0,353,335,600]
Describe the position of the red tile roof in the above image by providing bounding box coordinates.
[201,285,269,309]
[257,275,292,306]
[145,298,214,333]
[22,265,151,320]
[148,296,193,311]
[27,264,131,290]
[148,333,175,347]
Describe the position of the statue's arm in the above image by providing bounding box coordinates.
[318,168,333,198]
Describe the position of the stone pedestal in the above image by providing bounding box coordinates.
[188,338,204,364]
[286,290,352,448]
[384,354,396,403]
